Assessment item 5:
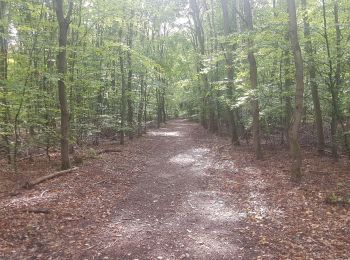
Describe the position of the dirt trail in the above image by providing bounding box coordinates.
[2,119,350,259]
[1,119,262,260]
[93,119,252,259]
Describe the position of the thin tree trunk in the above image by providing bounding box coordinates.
[204,0,218,133]
[127,21,134,140]
[333,0,350,158]
[189,0,209,129]
[210,0,221,132]
[220,0,240,145]
[137,75,145,136]
[243,0,262,159]
[68,0,83,148]
[54,0,73,170]
[287,0,305,181]
[156,88,160,128]
[143,81,148,133]
[43,10,57,160]
[162,88,166,123]
[0,1,11,164]
[279,52,285,144]
[333,0,341,101]
[321,0,338,160]
[119,27,126,145]
[302,0,325,153]
[283,48,292,143]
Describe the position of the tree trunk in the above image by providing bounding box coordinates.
[287,0,305,181]
[283,48,292,143]
[321,0,338,160]
[333,0,350,158]
[68,0,83,145]
[143,81,148,133]
[0,1,11,164]
[137,75,145,136]
[161,88,166,123]
[302,0,325,153]
[205,0,218,133]
[210,0,220,132]
[126,21,134,140]
[55,0,73,170]
[119,27,126,145]
[189,0,210,129]
[243,0,262,159]
[220,0,240,145]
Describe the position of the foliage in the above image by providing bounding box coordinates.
[0,0,349,168]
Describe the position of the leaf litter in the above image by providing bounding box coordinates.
[0,119,349,259]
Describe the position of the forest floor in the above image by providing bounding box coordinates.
[0,119,349,259]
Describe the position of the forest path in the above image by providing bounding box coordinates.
[95,119,255,259]
[2,120,349,259]
[1,119,265,260]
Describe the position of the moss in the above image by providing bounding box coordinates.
[325,193,350,206]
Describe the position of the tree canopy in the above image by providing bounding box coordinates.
[0,0,349,180]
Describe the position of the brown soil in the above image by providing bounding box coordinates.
[0,120,349,259]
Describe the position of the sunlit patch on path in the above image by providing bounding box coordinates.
[185,191,246,222]
[148,131,182,137]
[211,160,237,172]
[92,120,266,259]
[169,147,210,167]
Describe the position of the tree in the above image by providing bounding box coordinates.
[0,1,10,163]
[189,0,210,129]
[0,0,349,181]
[302,0,325,153]
[55,0,73,170]
[287,0,305,181]
[126,18,134,140]
[243,0,262,159]
[119,25,127,145]
[220,0,240,145]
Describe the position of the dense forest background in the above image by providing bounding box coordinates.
[0,0,349,180]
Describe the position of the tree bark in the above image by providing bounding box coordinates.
[243,0,262,159]
[137,75,145,136]
[287,0,305,181]
[220,0,240,145]
[0,1,11,164]
[119,27,126,145]
[126,21,134,140]
[302,0,325,153]
[156,87,162,128]
[189,0,210,129]
[204,0,218,133]
[283,48,292,143]
[54,0,73,170]
[333,0,350,158]
[321,0,338,160]
[161,88,166,123]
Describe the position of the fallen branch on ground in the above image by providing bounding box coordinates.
[23,208,50,214]
[22,167,79,189]
[93,179,109,185]
[97,149,122,155]
[9,191,21,197]
[18,153,46,162]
